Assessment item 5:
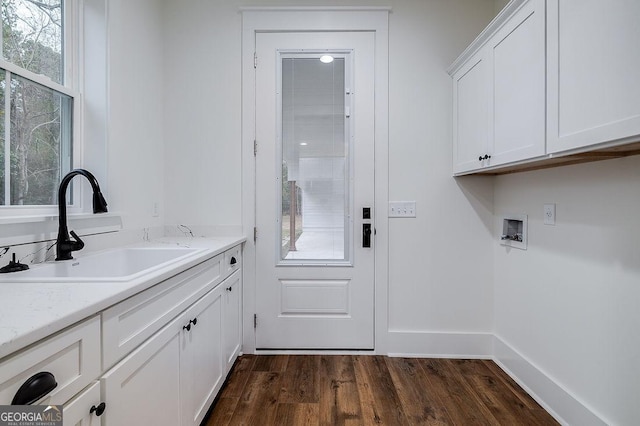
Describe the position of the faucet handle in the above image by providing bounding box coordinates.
[69,230,85,251]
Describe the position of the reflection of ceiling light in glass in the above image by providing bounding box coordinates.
[299,142,308,146]
[319,55,334,64]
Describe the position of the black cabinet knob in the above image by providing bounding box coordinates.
[230,256,237,265]
[183,323,191,332]
[191,318,197,326]
[90,402,106,417]
[12,371,57,405]
[478,155,484,161]
[226,286,232,292]
[483,154,491,160]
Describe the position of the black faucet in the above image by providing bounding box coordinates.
[56,169,108,261]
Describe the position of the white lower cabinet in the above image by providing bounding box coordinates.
[62,382,103,426]
[101,316,182,426]
[0,243,243,426]
[0,316,101,407]
[223,270,242,372]
[100,244,242,426]
[180,284,224,426]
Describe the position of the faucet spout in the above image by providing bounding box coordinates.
[56,169,108,261]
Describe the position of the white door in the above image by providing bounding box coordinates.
[255,32,375,349]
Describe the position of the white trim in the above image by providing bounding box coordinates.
[386,331,494,358]
[241,8,389,354]
[447,0,529,75]
[3,71,9,206]
[493,335,609,426]
[240,6,392,12]
[255,350,375,356]
[0,0,83,215]
[275,50,354,267]
[0,60,77,98]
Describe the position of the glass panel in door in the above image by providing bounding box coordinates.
[279,55,350,262]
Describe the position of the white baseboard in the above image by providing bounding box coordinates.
[385,330,493,358]
[493,335,607,426]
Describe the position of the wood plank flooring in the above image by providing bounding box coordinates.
[204,355,558,426]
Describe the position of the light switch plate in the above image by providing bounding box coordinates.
[389,201,416,218]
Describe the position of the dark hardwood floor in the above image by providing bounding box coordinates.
[204,355,558,426]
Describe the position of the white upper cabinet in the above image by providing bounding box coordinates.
[491,0,545,164]
[546,0,640,153]
[452,49,491,173]
[451,0,640,175]
[451,0,546,174]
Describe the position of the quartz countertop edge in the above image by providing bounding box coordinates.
[0,236,246,360]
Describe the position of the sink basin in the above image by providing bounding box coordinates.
[1,247,204,282]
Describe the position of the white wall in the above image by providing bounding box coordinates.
[162,0,244,232]
[493,156,640,425]
[106,0,165,233]
[385,0,495,348]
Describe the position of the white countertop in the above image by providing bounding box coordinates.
[0,236,245,360]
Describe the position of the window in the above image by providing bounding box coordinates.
[1,0,77,209]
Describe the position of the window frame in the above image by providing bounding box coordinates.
[0,0,83,217]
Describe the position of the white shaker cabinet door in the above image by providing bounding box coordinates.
[101,319,182,426]
[547,0,640,153]
[491,0,545,164]
[452,48,492,174]
[62,382,102,426]
[180,285,224,426]
[223,270,242,373]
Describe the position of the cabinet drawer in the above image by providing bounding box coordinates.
[224,245,241,276]
[102,254,223,370]
[0,316,100,407]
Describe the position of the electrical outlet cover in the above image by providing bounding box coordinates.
[543,203,555,225]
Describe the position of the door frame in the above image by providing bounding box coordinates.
[241,7,390,354]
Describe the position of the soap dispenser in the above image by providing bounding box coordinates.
[0,253,30,273]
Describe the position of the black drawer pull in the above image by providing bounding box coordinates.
[226,286,233,292]
[12,372,57,405]
[90,402,106,416]
[230,256,237,265]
